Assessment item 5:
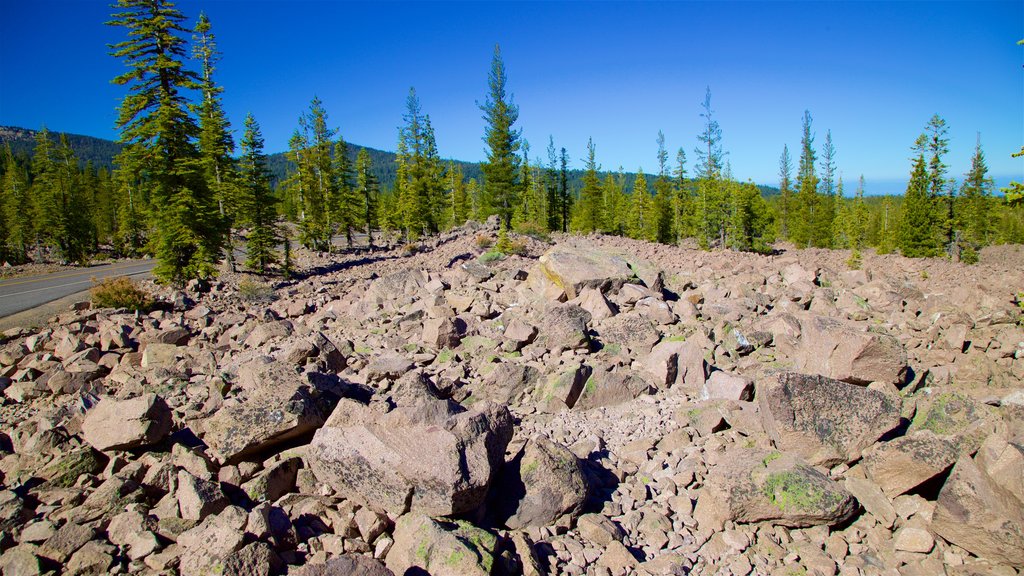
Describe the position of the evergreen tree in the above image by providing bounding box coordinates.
[480,44,521,228]
[1,144,32,263]
[778,144,793,240]
[238,113,279,274]
[192,12,235,268]
[899,136,941,257]
[960,134,993,247]
[694,88,726,248]
[848,175,869,253]
[628,169,650,239]
[832,176,848,248]
[545,136,560,232]
[813,129,836,247]
[109,0,223,283]
[32,130,92,263]
[467,178,484,222]
[575,138,603,233]
[877,196,898,255]
[792,111,819,248]
[558,147,571,232]
[728,180,774,253]
[111,143,148,256]
[333,136,359,247]
[653,131,674,243]
[356,148,380,245]
[447,162,468,229]
[397,88,446,238]
[602,169,628,236]
[673,148,692,240]
[306,96,336,250]
[924,114,954,251]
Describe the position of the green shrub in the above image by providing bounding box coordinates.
[479,250,505,263]
[238,279,274,302]
[846,250,862,270]
[90,276,153,311]
[959,245,978,265]
[514,221,550,242]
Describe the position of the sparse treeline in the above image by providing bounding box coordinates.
[2,2,1022,280]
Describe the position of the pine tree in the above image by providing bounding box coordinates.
[673,148,691,240]
[877,196,897,255]
[558,147,571,232]
[1,144,32,263]
[306,96,336,251]
[545,136,560,232]
[480,44,521,228]
[111,143,148,256]
[32,130,92,263]
[778,144,793,240]
[792,111,819,248]
[628,170,650,239]
[960,134,993,247]
[848,175,869,253]
[832,176,849,248]
[694,88,726,248]
[924,114,953,251]
[467,178,484,222]
[447,162,468,228]
[602,169,628,236]
[728,180,774,253]
[813,130,836,247]
[397,88,446,238]
[332,136,359,248]
[899,136,941,257]
[653,131,674,243]
[192,12,235,269]
[109,0,223,283]
[238,114,279,274]
[575,138,603,233]
[356,148,380,245]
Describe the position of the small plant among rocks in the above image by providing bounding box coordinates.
[479,250,505,264]
[238,279,274,302]
[474,234,494,250]
[90,276,153,311]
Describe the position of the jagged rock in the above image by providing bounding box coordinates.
[534,363,592,412]
[597,312,660,355]
[492,434,588,529]
[39,446,105,488]
[176,469,228,521]
[422,317,462,350]
[757,372,901,467]
[240,456,300,503]
[574,368,652,410]
[694,448,857,530]
[537,246,636,299]
[244,320,294,348]
[141,343,181,368]
[843,476,896,527]
[38,521,94,563]
[503,318,538,348]
[931,451,1024,568]
[792,314,908,385]
[701,370,753,401]
[573,286,616,322]
[296,555,395,576]
[472,362,540,405]
[307,395,513,516]
[366,354,415,381]
[202,358,338,464]
[642,339,707,391]
[537,303,592,350]
[386,513,498,576]
[0,545,42,576]
[861,431,962,497]
[577,513,627,547]
[81,393,172,452]
[220,541,284,576]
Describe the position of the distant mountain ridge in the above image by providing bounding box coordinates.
[0,125,780,196]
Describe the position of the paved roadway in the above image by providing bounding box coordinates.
[0,259,155,319]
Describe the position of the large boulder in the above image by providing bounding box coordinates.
[386,513,499,576]
[491,434,588,529]
[201,358,338,464]
[574,368,652,410]
[930,444,1024,568]
[471,362,540,405]
[694,448,857,530]
[534,364,592,412]
[307,394,513,517]
[642,338,707,391]
[536,304,592,351]
[596,313,660,356]
[537,246,636,300]
[81,393,172,452]
[757,372,901,467]
[792,314,908,385]
[861,431,963,498]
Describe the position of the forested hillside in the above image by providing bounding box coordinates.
[1,1,1020,281]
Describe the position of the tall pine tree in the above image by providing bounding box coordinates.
[238,113,279,274]
[109,0,223,283]
[899,135,940,257]
[480,44,521,228]
[778,144,793,240]
[960,134,993,247]
[792,111,819,248]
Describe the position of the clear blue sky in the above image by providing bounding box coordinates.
[1,1,1021,194]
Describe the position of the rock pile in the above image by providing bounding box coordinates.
[0,227,1022,575]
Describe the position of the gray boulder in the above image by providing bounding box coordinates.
[492,434,588,529]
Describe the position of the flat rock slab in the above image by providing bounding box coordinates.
[758,371,901,467]
[694,448,857,530]
[308,397,512,517]
[538,246,637,299]
[81,393,172,452]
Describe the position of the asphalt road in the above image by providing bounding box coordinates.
[0,259,155,319]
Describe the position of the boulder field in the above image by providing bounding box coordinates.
[1,222,1022,575]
